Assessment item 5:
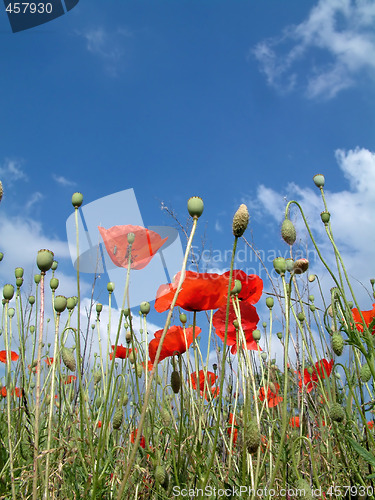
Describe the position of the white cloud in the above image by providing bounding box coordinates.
[52,174,76,187]
[253,0,375,99]
[215,220,223,233]
[0,159,27,184]
[77,26,132,76]
[25,192,43,211]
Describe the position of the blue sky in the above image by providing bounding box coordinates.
[0,0,374,350]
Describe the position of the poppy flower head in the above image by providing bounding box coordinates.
[0,350,19,363]
[259,382,283,407]
[110,345,132,360]
[44,357,54,365]
[190,370,219,400]
[149,325,201,364]
[98,225,168,270]
[223,270,263,305]
[289,416,300,428]
[351,303,375,335]
[227,413,238,445]
[298,359,334,393]
[213,301,260,354]
[130,429,146,448]
[64,375,77,384]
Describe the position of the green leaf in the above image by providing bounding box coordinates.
[347,436,375,472]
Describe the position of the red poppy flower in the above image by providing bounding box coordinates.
[0,350,19,363]
[368,421,374,430]
[1,387,22,398]
[352,303,375,334]
[222,270,263,305]
[64,375,77,384]
[227,413,238,445]
[97,421,102,428]
[98,225,168,270]
[148,325,201,364]
[213,301,260,354]
[1,386,6,397]
[289,416,300,428]
[45,357,54,365]
[110,345,133,360]
[190,370,219,400]
[155,271,235,313]
[259,383,283,407]
[142,360,154,372]
[130,429,146,448]
[298,359,334,393]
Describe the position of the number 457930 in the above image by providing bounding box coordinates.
[6,3,53,14]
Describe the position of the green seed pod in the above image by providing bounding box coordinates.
[28,296,35,305]
[233,319,239,329]
[51,260,58,271]
[15,267,24,278]
[277,332,282,340]
[309,304,316,312]
[66,297,75,311]
[161,407,171,426]
[360,363,372,383]
[273,257,286,276]
[93,371,101,385]
[37,249,54,273]
[308,295,314,302]
[331,333,344,356]
[0,252,3,261]
[171,370,181,393]
[313,174,325,188]
[136,364,143,378]
[295,478,313,499]
[155,465,169,489]
[95,396,103,409]
[107,282,115,293]
[30,325,35,333]
[128,350,136,364]
[232,204,249,237]
[281,218,296,245]
[245,419,261,454]
[72,192,83,208]
[285,258,294,273]
[34,274,41,284]
[265,297,274,309]
[261,352,267,360]
[50,278,59,291]
[54,295,67,314]
[308,274,316,282]
[122,394,129,406]
[8,308,15,318]
[61,347,76,372]
[96,303,103,314]
[3,284,14,301]
[329,403,345,423]
[112,407,123,429]
[180,313,187,324]
[320,211,330,224]
[230,279,242,296]
[140,301,150,315]
[127,232,135,245]
[187,196,204,218]
[252,329,261,341]
[297,312,305,322]
[16,278,23,288]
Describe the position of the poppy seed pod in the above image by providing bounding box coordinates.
[37,249,54,273]
[54,295,67,314]
[230,279,242,296]
[112,407,123,429]
[8,307,15,318]
[34,274,41,284]
[245,419,261,454]
[253,329,261,341]
[313,174,325,188]
[15,267,24,279]
[295,479,313,500]
[127,232,135,245]
[360,363,372,383]
[51,260,58,271]
[331,333,344,356]
[261,352,267,360]
[232,204,249,237]
[171,370,181,393]
[136,363,143,378]
[16,278,23,288]
[61,347,76,372]
[277,332,282,339]
[140,301,150,315]
[50,278,59,291]
[0,252,3,261]
[30,325,35,333]
[329,403,345,423]
[297,312,305,322]
[29,296,35,305]
[308,274,316,282]
[96,303,103,314]
[273,257,286,276]
[93,371,101,385]
[293,258,309,275]
[320,211,330,224]
[266,297,274,309]
[179,313,187,324]
[3,284,14,301]
[66,297,76,311]
[281,218,296,245]
[107,282,115,293]
[155,466,169,489]
[187,196,204,218]
[71,192,83,208]
[161,407,171,426]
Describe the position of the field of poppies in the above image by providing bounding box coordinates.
[1,175,375,499]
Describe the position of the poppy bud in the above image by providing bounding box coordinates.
[309,304,316,312]
[261,352,267,360]
[320,211,330,224]
[245,419,261,454]
[273,257,286,276]
[37,249,54,273]
[96,303,103,314]
[125,331,132,344]
[187,196,204,218]
[123,394,129,406]
[281,218,296,245]
[266,297,274,309]
[155,465,169,489]
[180,313,187,324]
[277,332,282,340]
[230,279,242,296]
[61,347,76,372]
[50,278,59,291]
[140,301,150,315]
[107,282,115,293]
[8,308,15,318]
[34,274,41,284]
[295,479,313,500]
[3,284,14,301]
[15,267,24,278]
[293,258,309,275]
[331,333,344,356]
[136,364,143,378]
[313,174,325,188]
[161,407,171,426]
[112,407,123,429]
[0,252,3,261]
[72,192,83,208]
[308,274,315,282]
[30,325,35,333]
[16,278,23,288]
[93,371,101,385]
[51,260,58,271]
[171,370,181,393]
[128,350,136,364]
[54,295,67,314]
[297,312,305,322]
[29,296,35,305]
[67,297,76,311]
[360,363,372,383]
[253,329,261,341]
[232,204,249,237]
[329,403,345,423]
[233,319,239,329]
